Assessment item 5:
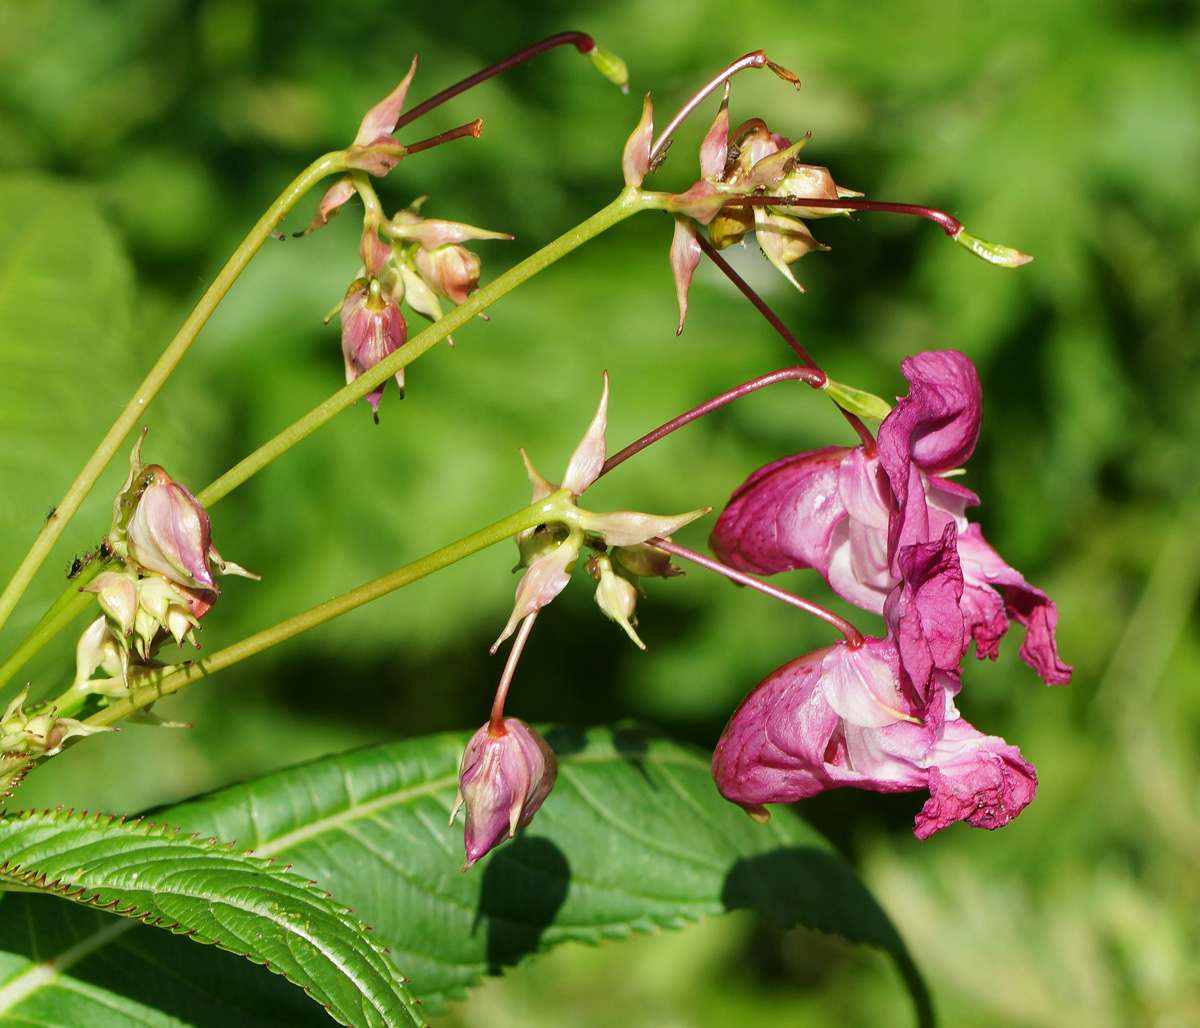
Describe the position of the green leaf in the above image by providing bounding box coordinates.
[0,175,137,578]
[158,726,931,1023]
[0,809,422,1028]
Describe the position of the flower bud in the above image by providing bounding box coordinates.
[413,244,482,305]
[589,553,644,649]
[449,718,557,869]
[340,276,408,413]
[0,687,113,758]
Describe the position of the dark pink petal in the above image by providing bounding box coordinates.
[712,645,843,811]
[884,525,966,700]
[712,638,929,813]
[957,524,1072,685]
[913,714,1037,839]
[709,447,852,576]
[879,350,983,476]
[878,352,982,572]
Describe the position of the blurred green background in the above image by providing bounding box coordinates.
[1,0,1198,1024]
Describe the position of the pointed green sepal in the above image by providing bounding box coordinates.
[587,45,630,93]
[952,228,1033,267]
[824,378,893,421]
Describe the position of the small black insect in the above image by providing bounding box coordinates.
[67,556,84,579]
[45,506,57,523]
[98,539,111,560]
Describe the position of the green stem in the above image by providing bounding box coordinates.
[0,562,107,694]
[0,152,346,640]
[197,186,652,508]
[81,496,565,728]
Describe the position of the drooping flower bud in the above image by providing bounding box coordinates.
[449,718,558,869]
[339,277,409,413]
[589,553,644,649]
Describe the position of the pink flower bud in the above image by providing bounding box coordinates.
[126,471,218,591]
[339,277,408,413]
[449,718,557,869]
[111,435,258,595]
[413,244,482,305]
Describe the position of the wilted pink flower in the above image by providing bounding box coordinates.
[449,718,558,868]
[711,351,1070,685]
[339,278,408,414]
[713,531,1038,838]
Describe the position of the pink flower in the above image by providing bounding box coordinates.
[449,718,557,868]
[712,531,1037,838]
[710,351,1070,685]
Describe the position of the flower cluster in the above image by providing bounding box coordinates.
[710,351,1069,837]
[335,204,511,416]
[494,374,706,651]
[622,88,860,333]
[71,436,256,703]
[302,62,512,417]
[452,376,706,867]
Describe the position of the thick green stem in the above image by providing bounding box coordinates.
[82,496,566,728]
[0,152,346,640]
[197,186,652,508]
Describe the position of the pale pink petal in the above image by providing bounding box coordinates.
[621,94,654,188]
[352,56,418,147]
[669,216,702,335]
[561,373,609,495]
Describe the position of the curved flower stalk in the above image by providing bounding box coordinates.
[713,527,1038,838]
[711,350,1071,686]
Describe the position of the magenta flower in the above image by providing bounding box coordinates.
[449,718,558,868]
[712,531,1038,838]
[711,351,1071,686]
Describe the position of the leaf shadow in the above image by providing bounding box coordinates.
[721,847,934,1028]
[473,835,571,975]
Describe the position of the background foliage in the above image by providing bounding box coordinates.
[0,0,1197,1024]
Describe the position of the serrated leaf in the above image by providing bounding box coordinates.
[158,727,930,1023]
[0,810,422,1028]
